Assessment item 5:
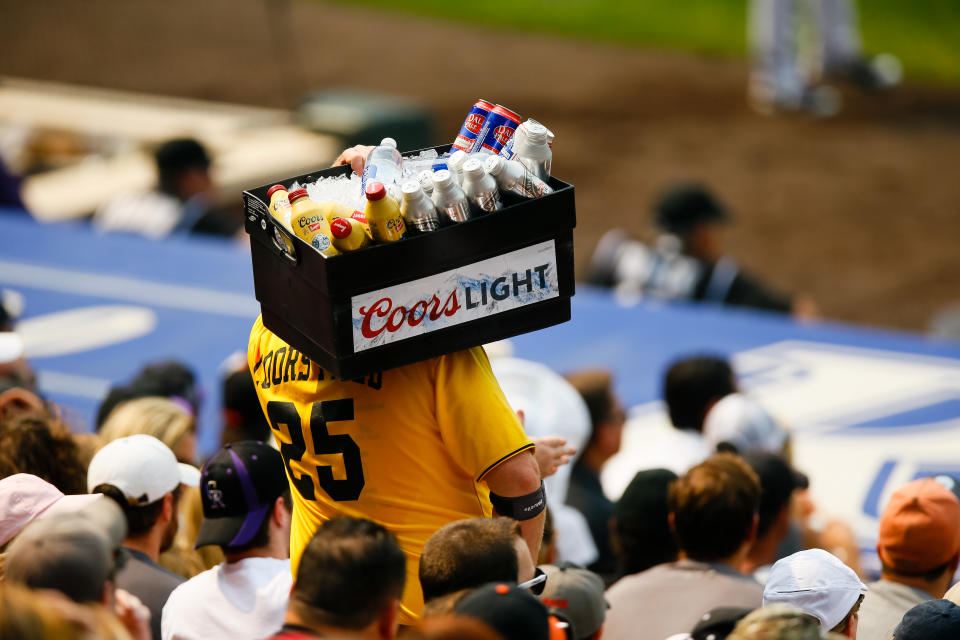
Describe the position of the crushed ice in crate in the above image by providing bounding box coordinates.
[304,173,365,210]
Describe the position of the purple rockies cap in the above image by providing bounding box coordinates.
[194,441,288,549]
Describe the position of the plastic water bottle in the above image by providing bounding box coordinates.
[361,138,403,202]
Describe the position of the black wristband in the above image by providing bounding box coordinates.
[489,481,546,521]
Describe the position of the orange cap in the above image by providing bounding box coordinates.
[877,477,960,574]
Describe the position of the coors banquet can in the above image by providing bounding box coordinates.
[452,99,495,152]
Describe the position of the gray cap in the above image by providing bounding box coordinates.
[4,499,127,603]
[538,564,608,639]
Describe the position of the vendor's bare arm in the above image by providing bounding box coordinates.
[484,449,545,563]
[332,145,375,175]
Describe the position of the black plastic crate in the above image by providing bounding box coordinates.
[243,144,575,379]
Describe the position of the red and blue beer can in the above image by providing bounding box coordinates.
[452,99,495,152]
[474,104,522,154]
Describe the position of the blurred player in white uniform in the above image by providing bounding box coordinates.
[749,0,902,115]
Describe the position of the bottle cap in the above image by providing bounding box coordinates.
[267,184,287,198]
[381,137,398,149]
[483,155,504,176]
[287,188,309,203]
[448,150,467,169]
[525,123,548,145]
[330,217,353,239]
[416,170,433,183]
[400,180,421,195]
[462,158,484,178]
[365,182,386,201]
[431,170,454,189]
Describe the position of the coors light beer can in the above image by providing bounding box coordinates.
[474,104,522,154]
[452,99,495,152]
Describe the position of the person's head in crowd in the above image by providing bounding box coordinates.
[98,396,197,464]
[4,498,127,606]
[613,468,679,576]
[668,453,760,566]
[194,441,291,560]
[0,330,36,393]
[220,366,271,446]
[704,393,789,456]
[762,549,867,637]
[0,408,88,495]
[96,359,201,432]
[0,473,102,550]
[420,518,535,603]
[876,476,960,598]
[663,356,737,434]
[414,615,505,640]
[0,581,134,640]
[893,599,960,640]
[654,183,729,262]
[727,604,843,640]
[675,606,753,640]
[564,368,626,473]
[454,583,550,640]
[538,563,607,640]
[88,434,200,562]
[284,517,406,639]
[155,138,213,203]
[740,452,808,575]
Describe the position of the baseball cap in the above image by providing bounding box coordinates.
[691,606,753,640]
[894,599,960,640]
[194,441,288,549]
[538,564,607,640]
[654,184,728,235]
[877,477,960,574]
[4,499,127,603]
[704,393,788,455]
[0,473,102,547]
[87,434,200,505]
[455,583,550,640]
[762,549,867,631]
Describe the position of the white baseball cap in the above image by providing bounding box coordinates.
[87,434,200,505]
[762,548,867,631]
[704,392,788,454]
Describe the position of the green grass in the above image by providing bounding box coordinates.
[325,0,960,85]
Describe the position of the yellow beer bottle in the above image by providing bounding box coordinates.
[364,182,405,243]
[330,216,371,252]
[288,189,339,257]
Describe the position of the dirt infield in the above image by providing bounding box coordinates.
[3,0,960,331]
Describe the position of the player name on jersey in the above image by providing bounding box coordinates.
[352,240,560,352]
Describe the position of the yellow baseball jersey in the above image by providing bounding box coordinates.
[247,315,533,624]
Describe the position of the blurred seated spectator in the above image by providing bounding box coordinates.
[604,453,763,640]
[611,468,679,579]
[893,599,960,640]
[4,499,152,640]
[563,368,626,578]
[704,393,790,456]
[0,581,137,640]
[453,583,550,640]
[586,184,818,319]
[0,157,25,211]
[220,364,272,446]
[97,360,202,432]
[857,477,960,640]
[0,473,102,550]
[161,442,292,640]
[94,138,239,238]
[412,615,504,640]
[740,452,808,581]
[0,407,88,494]
[537,563,607,640]
[727,604,844,640]
[666,606,753,640]
[0,330,37,395]
[419,518,536,604]
[99,396,197,465]
[267,517,406,640]
[490,357,595,567]
[89,434,201,640]
[762,549,866,637]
